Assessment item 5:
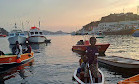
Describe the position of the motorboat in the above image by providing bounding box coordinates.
[73,66,105,84]
[98,56,139,69]
[27,26,47,43]
[72,40,110,56]
[8,24,26,44]
[118,74,139,84]
[0,52,34,67]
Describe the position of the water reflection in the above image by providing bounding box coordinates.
[0,59,34,84]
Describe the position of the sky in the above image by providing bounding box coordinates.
[0,0,138,32]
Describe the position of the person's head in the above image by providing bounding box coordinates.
[26,41,29,45]
[16,41,19,45]
[89,37,96,46]
[80,40,83,42]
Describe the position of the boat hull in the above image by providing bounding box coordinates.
[98,56,139,69]
[73,69,105,84]
[28,36,46,43]
[118,74,139,84]
[8,36,26,44]
[72,43,110,56]
[0,52,34,68]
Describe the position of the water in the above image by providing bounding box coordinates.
[0,35,139,84]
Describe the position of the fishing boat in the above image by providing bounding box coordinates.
[0,59,34,82]
[0,52,34,67]
[27,26,47,43]
[98,56,139,69]
[118,74,139,84]
[8,23,26,44]
[72,40,110,56]
[73,67,105,84]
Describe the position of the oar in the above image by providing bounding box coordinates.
[88,63,93,84]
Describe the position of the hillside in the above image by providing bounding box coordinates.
[80,12,139,32]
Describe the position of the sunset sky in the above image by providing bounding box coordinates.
[0,0,138,32]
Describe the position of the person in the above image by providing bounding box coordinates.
[12,41,22,59]
[85,37,99,82]
[0,50,4,55]
[24,41,31,53]
[76,40,84,45]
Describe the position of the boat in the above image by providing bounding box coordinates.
[8,23,26,44]
[132,26,139,37]
[27,26,47,43]
[72,40,110,56]
[118,74,139,84]
[73,68,105,84]
[98,56,139,69]
[0,32,7,37]
[0,52,34,67]
[0,59,34,82]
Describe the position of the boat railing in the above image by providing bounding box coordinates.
[87,63,94,84]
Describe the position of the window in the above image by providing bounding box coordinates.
[39,32,42,35]
[31,32,34,35]
[35,32,38,34]
[10,34,14,36]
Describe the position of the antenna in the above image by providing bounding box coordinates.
[137,6,139,15]
[39,21,40,28]
[15,23,17,28]
[123,8,125,13]
[22,22,24,31]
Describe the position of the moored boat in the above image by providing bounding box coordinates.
[72,41,110,56]
[8,24,26,44]
[0,52,34,67]
[27,26,47,43]
[118,74,139,84]
[98,56,139,69]
[73,68,105,84]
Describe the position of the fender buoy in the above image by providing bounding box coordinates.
[16,59,21,63]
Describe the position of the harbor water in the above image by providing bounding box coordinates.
[0,35,139,84]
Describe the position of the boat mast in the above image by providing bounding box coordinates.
[22,22,24,31]
[39,21,40,28]
[15,23,17,29]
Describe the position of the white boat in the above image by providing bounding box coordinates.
[73,68,105,84]
[98,56,139,69]
[8,24,26,44]
[28,26,46,43]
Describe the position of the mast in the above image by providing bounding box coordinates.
[15,23,17,29]
[22,22,24,31]
[39,21,40,28]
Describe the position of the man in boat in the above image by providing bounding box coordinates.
[23,41,32,53]
[0,50,4,55]
[12,41,22,59]
[85,37,99,82]
[76,40,84,45]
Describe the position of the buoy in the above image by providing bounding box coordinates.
[16,59,21,63]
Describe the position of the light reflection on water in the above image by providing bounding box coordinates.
[0,35,139,84]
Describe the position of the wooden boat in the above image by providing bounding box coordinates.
[0,59,34,82]
[0,52,34,67]
[73,68,105,84]
[72,42,110,56]
[98,56,139,69]
[118,74,139,84]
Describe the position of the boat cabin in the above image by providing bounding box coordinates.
[29,27,44,36]
[9,30,25,37]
